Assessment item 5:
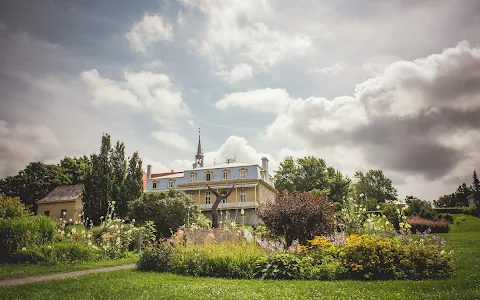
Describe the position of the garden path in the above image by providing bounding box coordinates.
[0,264,135,287]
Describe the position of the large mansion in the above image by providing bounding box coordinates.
[144,133,277,225]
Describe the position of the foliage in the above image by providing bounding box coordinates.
[362,213,396,236]
[136,242,173,272]
[0,216,55,261]
[474,170,480,206]
[456,216,467,225]
[0,195,32,218]
[382,204,402,229]
[11,242,101,264]
[404,199,437,220]
[258,192,336,246]
[59,156,91,185]
[438,213,454,223]
[407,216,450,233]
[274,156,350,203]
[354,169,398,203]
[110,141,127,218]
[167,241,265,279]
[83,133,113,226]
[129,190,202,237]
[339,197,366,234]
[254,253,304,279]
[0,162,70,209]
[339,234,454,280]
[123,151,144,218]
[461,206,480,217]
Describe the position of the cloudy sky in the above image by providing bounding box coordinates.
[1,0,480,201]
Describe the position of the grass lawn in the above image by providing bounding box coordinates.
[0,255,138,280]
[1,215,479,300]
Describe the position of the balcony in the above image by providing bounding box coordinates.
[199,201,258,210]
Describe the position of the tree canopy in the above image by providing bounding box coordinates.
[353,169,398,203]
[274,156,350,203]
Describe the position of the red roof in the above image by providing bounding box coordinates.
[151,171,183,178]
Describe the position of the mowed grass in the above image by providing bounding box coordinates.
[0,255,138,280]
[1,215,479,300]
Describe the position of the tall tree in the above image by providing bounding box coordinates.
[122,151,144,218]
[455,183,472,207]
[83,134,113,225]
[274,156,350,203]
[59,156,91,184]
[110,141,127,216]
[473,170,480,206]
[354,169,397,203]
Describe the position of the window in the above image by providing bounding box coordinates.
[189,192,195,199]
[222,196,227,204]
[222,170,228,181]
[168,181,174,188]
[205,191,211,204]
[44,211,50,217]
[205,172,211,182]
[60,209,67,218]
[240,169,247,179]
[189,173,196,183]
[152,182,157,189]
[240,189,246,202]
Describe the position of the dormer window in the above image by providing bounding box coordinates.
[240,169,247,179]
[205,171,212,182]
[168,181,174,189]
[189,173,196,183]
[222,170,229,181]
[152,182,157,189]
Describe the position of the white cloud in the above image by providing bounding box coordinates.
[126,13,173,53]
[187,120,196,128]
[181,0,312,70]
[216,63,253,83]
[215,88,295,114]
[0,121,63,177]
[312,61,347,76]
[80,69,189,121]
[144,60,164,69]
[152,131,190,151]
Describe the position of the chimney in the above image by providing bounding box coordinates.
[261,157,269,183]
[171,169,174,173]
[192,163,196,169]
[147,165,152,180]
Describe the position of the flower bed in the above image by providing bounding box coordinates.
[407,216,450,233]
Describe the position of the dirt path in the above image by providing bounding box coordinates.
[0,264,136,287]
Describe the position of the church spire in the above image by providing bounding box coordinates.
[194,128,204,168]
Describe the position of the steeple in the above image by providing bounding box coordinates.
[194,128,204,168]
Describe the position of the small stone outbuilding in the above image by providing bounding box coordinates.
[36,184,84,223]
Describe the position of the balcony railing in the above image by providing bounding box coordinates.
[199,201,258,210]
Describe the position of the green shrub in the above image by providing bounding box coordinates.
[382,204,401,230]
[456,216,467,225]
[338,234,454,280]
[11,242,101,264]
[136,242,173,272]
[461,206,480,217]
[254,253,303,280]
[405,199,437,220]
[438,213,454,224]
[407,216,450,233]
[0,216,55,261]
[167,241,265,279]
[0,195,32,218]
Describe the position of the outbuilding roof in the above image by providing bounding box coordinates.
[36,184,84,204]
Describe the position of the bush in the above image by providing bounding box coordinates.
[382,204,401,230]
[0,216,55,261]
[254,253,303,279]
[407,216,450,233]
[0,195,32,218]
[461,206,480,217]
[405,199,437,220]
[258,192,336,246]
[438,213,454,224]
[136,242,173,272]
[11,242,101,264]
[129,190,203,237]
[166,241,265,279]
[456,216,467,225]
[339,234,454,280]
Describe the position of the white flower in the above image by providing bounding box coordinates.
[69,218,72,222]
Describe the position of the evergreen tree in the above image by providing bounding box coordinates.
[473,170,480,206]
[83,134,112,225]
[122,151,144,218]
[110,141,127,216]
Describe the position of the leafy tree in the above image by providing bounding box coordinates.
[0,195,32,218]
[257,192,336,247]
[274,156,350,203]
[0,162,70,209]
[110,141,127,217]
[454,183,472,207]
[59,156,90,184]
[354,169,397,203]
[122,151,144,218]
[433,193,457,208]
[129,190,202,237]
[83,134,113,225]
[404,199,437,220]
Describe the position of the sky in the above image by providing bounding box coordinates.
[1,0,480,201]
